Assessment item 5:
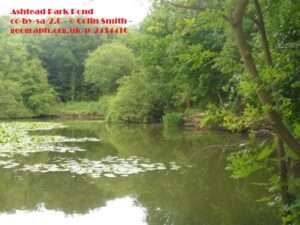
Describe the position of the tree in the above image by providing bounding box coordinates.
[24,21,107,101]
[107,69,171,122]
[84,43,136,94]
[0,33,56,117]
[227,0,300,156]
[152,0,300,223]
[0,81,31,118]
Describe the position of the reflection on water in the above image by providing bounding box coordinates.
[0,197,147,225]
[0,120,280,225]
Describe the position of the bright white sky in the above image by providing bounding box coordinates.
[0,0,150,24]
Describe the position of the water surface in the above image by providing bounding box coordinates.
[0,120,279,225]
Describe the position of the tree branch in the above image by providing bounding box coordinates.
[253,0,273,66]
[229,0,300,156]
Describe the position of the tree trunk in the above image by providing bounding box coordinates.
[253,0,292,207]
[277,139,290,204]
[70,70,76,101]
[229,0,300,157]
[277,139,293,225]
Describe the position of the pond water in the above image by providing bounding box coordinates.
[0,120,280,225]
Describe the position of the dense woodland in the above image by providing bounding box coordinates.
[0,0,299,224]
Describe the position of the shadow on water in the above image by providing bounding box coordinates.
[0,120,280,225]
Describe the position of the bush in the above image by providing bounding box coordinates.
[98,95,114,115]
[0,81,32,119]
[0,35,57,117]
[200,104,224,129]
[107,70,170,123]
[163,112,184,127]
[200,104,263,132]
[84,43,136,93]
[26,90,57,116]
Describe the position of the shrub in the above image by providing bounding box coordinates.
[106,70,169,123]
[0,81,32,118]
[98,95,114,115]
[84,43,136,93]
[163,112,184,127]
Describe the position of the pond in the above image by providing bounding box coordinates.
[0,120,280,225]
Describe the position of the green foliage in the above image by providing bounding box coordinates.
[0,33,56,118]
[85,43,136,94]
[0,0,299,223]
[26,91,57,116]
[226,149,264,179]
[283,198,300,225]
[163,113,184,127]
[294,123,300,139]
[24,20,106,101]
[106,70,170,122]
[226,137,275,179]
[200,104,263,132]
[200,104,224,129]
[0,81,32,118]
[227,134,300,224]
[98,95,114,115]
[226,130,275,177]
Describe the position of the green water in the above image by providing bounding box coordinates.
[0,120,279,225]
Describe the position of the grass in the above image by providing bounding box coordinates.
[50,101,104,118]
